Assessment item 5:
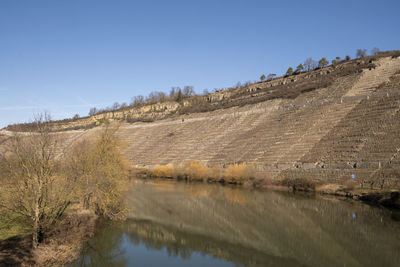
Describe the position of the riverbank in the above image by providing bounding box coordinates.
[135,169,400,209]
[76,178,400,267]
[2,175,398,266]
[0,206,97,266]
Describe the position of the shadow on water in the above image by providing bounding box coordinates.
[73,180,400,267]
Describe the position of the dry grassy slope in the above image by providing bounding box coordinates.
[2,56,400,187]
[113,57,400,178]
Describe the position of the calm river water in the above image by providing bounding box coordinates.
[73,179,400,267]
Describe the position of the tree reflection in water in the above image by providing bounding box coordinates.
[73,222,127,267]
[73,180,400,267]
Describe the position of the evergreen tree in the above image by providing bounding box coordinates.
[318,57,329,68]
[296,64,304,73]
[286,67,293,76]
[176,89,183,102]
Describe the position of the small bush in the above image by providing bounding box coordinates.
[149,161,255,184]
[224,163,254,184]
[183,161,212,181]
[152,165,175,178]
[280,177,317,191]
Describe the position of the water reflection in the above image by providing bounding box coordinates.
[75,180,400,267]
[74,224,127,267]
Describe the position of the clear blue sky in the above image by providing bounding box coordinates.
[1,0,399,128]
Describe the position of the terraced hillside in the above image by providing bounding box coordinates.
[1,54,400,188]
[113,55,400,186]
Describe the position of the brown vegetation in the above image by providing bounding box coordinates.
[0,115,130,264]
[224,163,255,184]
[279,177,318,192]
[152,165,175,178]
[151,161,254,184]
[65,123,131,220]
[0,113,75,248]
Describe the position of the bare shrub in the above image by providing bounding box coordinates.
[178,95,212,114]
[149,161,255,184]
[131,95,145,106]
[280,177,317,191]
[356,49,367,58]
[152,165,175,178]
[224,163,255,184]
[184,161,212,181]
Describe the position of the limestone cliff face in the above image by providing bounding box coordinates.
[2,54,400,187]
[29,101,182,131]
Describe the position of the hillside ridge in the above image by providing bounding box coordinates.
[5,51,398,132]
[1,52,400,189]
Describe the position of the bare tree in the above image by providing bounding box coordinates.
[131,95,145,106]
[304,58,317,71]
[356,49,367,58]
[146,91,167,104]
[0,113,75,248]
[183,86,195,98]
[158,91,167,102]
[89,107,98,116]
[169,87,176,98]
[146,92,156,104]
[371,47,380,55]
[112,102,120,110]
[243,81,252,86]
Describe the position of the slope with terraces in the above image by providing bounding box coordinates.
[114,55,400,187]
[1,52,400,189]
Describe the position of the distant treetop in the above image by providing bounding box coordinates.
[356,49,367,58]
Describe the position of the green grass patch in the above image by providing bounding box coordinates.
[0,209,31,240]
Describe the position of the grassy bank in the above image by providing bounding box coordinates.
[136,161,400,209]
[0,205,97,266]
